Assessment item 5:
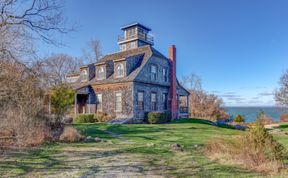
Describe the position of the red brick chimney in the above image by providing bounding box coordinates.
[169,45,178,120]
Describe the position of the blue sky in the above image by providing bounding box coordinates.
[39,0,288,106]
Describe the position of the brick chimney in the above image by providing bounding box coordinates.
[169,45,178,120]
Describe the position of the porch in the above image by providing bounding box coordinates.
[74,86,97,114]
[179,95,189,118]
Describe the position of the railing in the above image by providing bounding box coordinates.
[118,32,154,44]
[180,107,189,113]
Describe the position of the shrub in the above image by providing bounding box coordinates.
[74,114,94,123]
[204,122,286,174]
[256,111,273,125]
[59,126,83,142]
[234,114,245,123]
[50,84,75,125]
[147,112,171,124]
[94,112,113,122]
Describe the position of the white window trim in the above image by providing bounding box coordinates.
[97,66,105,80]
[115,63,124,78]
[81,70,88,82]
[151,64,157,81]
[96,94,102,112]
[115,92,122,112]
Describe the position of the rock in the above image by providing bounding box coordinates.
[85,136,95,142]
[94,137,102,142]
[170,143,183,151]
[147,143,155,147]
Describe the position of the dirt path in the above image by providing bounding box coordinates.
[17,131,164,178]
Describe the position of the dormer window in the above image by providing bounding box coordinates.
[115,63,124,78]
[97,66,105,80]
[151,65,157,81]
[80,70,88,82]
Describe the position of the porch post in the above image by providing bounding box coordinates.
[88,94,91,114]
[187,95,189,115]
[74,94,77,115]
[48,94,51,115]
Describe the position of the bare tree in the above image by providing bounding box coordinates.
[181,73,228,121]
[0,0,73,60]
[82,39,103,63]
[0,60,50,147]
[37,54,82,87]
[181,73,202,91]
[275,70,288,107]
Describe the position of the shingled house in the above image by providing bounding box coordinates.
[66,23,189,123]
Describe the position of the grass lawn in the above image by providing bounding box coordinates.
[1,118,287,177]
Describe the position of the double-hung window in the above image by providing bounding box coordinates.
[162,93,168,110]
[163,68,168,82]
[96,94,102,112]
[137,92,144,111]
[115,92,122,112]
[151,65,157,81]
[151,92,157,111]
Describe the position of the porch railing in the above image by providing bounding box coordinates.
[180,107,189,113]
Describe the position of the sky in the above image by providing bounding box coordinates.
[38,0,288,106]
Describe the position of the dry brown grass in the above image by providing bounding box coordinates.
[59,126,83,142]
[204,123,286,175]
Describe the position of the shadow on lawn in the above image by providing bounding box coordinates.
[0,145,124,177]
[173,118,238,130]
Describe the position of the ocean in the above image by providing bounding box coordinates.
[223,107,288,123]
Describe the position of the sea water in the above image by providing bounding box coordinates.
[223,107,288,123]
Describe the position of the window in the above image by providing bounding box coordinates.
[115,63,124,78]
[163,68,168,82]
[115,92,122,112]
[137,92,144,111]
[120,44,126,51]
[80,70,87,82]
[130,41,137,49]
[96,94,102,112]
[97,67,104,80]
[162,93,168,110]
[151,92,157,110]
[151,65,157,81]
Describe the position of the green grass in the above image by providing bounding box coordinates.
[1,118,286,177]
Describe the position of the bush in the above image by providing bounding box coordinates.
[147,112,171,124]
[59,126,83,142]
[94,112,113,122]
[74,114,94,123]
[234,114,245,123]
[204,122,286,174]
[256,111,273,125]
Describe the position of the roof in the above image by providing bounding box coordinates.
[71,45,173,90]
[120,23,151,31]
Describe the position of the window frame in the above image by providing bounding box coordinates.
[80,69,88,82]
[115,63,124,78]
[115,92,122,112]
[150,64,157,81]
[151,92,157,111]
[96,94,102,112]
[137,91,144,111]
[163,68,168,82]
[162,93,168,110]
[97,66,105,80]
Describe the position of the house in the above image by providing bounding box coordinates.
[66,23,189,123]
